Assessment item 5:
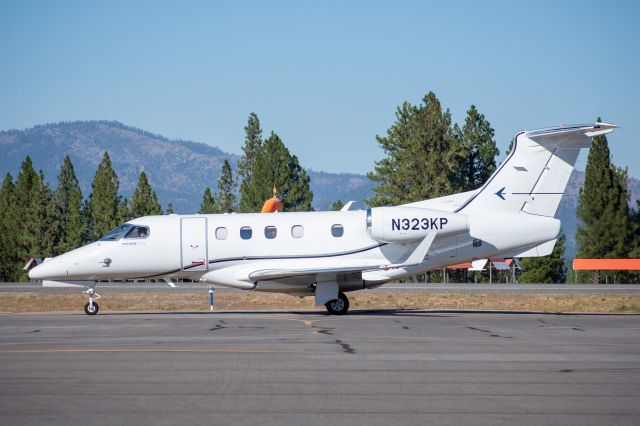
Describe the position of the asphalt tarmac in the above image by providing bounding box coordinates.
[1,311,639,425]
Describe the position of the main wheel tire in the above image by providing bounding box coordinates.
[325,292,349,315]
[84,302,99,315]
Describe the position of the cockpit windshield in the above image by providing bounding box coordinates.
[99,224,150,241]
[124,225,149,239]
[99,225,132,241]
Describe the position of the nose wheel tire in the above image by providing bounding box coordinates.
[84,301,99,315]
[325,292,349,315]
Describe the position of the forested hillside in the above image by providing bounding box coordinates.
[0,121,373,212]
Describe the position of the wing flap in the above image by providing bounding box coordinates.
[249,263,380,281]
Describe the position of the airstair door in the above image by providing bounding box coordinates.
[180,217,208,271]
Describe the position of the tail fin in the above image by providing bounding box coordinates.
[456,122,616,217]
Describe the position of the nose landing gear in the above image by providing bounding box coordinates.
[83,287,100,315]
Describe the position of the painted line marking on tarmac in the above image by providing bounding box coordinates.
[0,348,340,355]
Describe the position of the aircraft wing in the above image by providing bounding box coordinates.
[201,232,437,288]
[249,232,437,281]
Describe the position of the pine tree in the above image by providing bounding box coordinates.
[23,171,61,259]
[576,119,633,283]
[130,171,162,217]
[199,188,216,214]
[367,92,462,206]
[518,234,567,283]
[457,105,500,190]
[87,152,120,240]
[332,200,345,211]
[285,153,313,211]
[239,132,313,212]
[237,112,263,181]
[0,173,19,281]
[12,158,41,268]
[10,159,61,279]
[216,159,237,213]
[118,197,132,223]
[55,156,86,253]
[630,201,640,282]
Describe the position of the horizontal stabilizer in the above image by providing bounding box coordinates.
[525,122,617,148]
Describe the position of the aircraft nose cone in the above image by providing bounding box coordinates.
[28,262,48,280]
[28,263,44,280]
[28,260,62,280]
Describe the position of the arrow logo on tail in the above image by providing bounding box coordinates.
[495,187,506,200]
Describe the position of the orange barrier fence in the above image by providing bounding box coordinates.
[573,259,640,271]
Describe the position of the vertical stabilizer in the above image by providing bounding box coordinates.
[456,123,616,217]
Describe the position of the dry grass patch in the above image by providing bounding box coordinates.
[1,292,639,314]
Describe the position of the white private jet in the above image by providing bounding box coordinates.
[29,122,616,315]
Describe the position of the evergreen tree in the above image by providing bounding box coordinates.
[332,200,345,211]
[130,171,162,217]
[118,197,132,223]
[457,105,500,190]
[631,201,640,254]
[576,119,633,283]
[239,132,313,212]
[518,234,567,283]
[9,159,61,279]
[0,173,19,281]
[367,92,462,206]
[23,171,61,259]
[55,156,86,253]
[87,152,120,240]
[630,201,640,281]
[216,159,237,213]
[237,112,263,181]
[199,188,216,214]
[12,158,41,268]
[283,153,313,211]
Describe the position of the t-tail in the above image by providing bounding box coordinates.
[455,122,617,217]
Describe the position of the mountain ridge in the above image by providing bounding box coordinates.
[0,120,375,212]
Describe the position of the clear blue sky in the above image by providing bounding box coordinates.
[1,0,638,177]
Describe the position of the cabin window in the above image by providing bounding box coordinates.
[291,225,304,238]
[215,227,228,240]
[473,238,482,247]
[124,226,149,239]
[240,226,253,240]
[264,226,277,239]
[100,224,131,241]
[331,224,344,238]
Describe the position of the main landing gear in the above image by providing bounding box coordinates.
[83,287,100,315]
[325,292,349,315]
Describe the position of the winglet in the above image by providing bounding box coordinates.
[585,122,617,137]
[340,201,355,211]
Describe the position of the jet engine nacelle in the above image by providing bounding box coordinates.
[368,207,468,244]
